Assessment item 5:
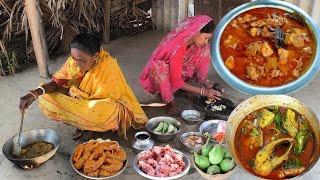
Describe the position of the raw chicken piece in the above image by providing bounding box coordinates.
[278,48,289,65]
[152,146,162,155]
[139,161,154,173]
[137,149,153,161]
[146,158,158,167]
[147,169,156,176]
[137,145,186,178]
[260,42,274,57]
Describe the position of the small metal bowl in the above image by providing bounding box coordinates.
[132,131,154,154]
[146,116,181,143]
[199,120,227,143]
[180,132,207,153]
[181,110,204,125]
[2,129,61,169]
[133,149,191,180]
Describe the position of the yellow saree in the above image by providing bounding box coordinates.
[39,50,148,137]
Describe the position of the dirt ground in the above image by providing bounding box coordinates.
[0,31,319,179]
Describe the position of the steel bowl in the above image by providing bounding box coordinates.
[226,95,320,178]
[146,116,181,143]
[2,129,61,169]
[212,0,320,95]
[199,120,227,143]
[180,132,207,153]
[70,139,127,179]
[181,110,204,125]
[133,149,191,180]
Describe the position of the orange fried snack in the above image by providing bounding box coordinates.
[101,158,123,173]
[73,144,85,162]
[84,148,107,174]
[72,140,126,178]
[105,147,127,161]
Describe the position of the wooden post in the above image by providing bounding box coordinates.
[25,0,50,78]
[170,0,178,29]
[103,0,111,43]
[151,0,157,28]
[156,0,164,31]
[178,0,188,25]
[163,0,171,31]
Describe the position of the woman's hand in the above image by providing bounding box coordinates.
[203,88,222,101]
[19,93,35,111]
[203,79,214,88]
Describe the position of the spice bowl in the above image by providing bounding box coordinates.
[180,132,207,153]
[181,110,204,125]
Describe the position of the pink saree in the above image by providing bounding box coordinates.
[139,15,212,103]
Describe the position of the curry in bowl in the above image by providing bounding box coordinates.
[220,8,315,87]
[235,106,316,179]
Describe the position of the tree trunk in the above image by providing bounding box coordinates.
[25,0,50,78]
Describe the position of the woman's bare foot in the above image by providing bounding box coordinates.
[165,101,179,117]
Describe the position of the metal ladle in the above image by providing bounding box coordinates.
[12,110,25,156]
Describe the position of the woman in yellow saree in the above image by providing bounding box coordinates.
[19,33,148,138]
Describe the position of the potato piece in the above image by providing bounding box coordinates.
[249,27,260,37]
[278,48,289,65]
[260,42,274,57]
[258,108,275,128]
[266,56,278,70]
[225,56,235,70]
[224,35,239,49]
[303,47,313,54]
[246,66,260,81]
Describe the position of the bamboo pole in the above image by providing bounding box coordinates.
[25,0,50,78]
[103,0,111,43]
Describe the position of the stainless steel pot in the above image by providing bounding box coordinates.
[2,129,61,169]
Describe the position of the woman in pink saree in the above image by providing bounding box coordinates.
[140,15,222,115]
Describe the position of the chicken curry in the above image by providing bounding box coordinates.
[235,106,315,179]
[220,8,315,87]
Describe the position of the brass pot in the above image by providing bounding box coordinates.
[226,95,320,178]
